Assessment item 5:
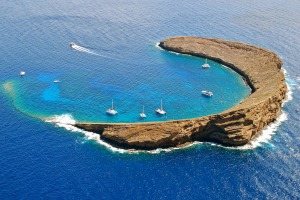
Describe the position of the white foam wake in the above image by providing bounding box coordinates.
[71,44,110,58]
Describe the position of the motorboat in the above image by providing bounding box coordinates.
[106,99,118,115]
[53,80,60,83]
[156,100,166,115]
[20,71,26,76]
[202,58,210,68]
[202,90,213,97]
[69,42,76,47]
[140,105,146,118]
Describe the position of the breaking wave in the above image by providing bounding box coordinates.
[45,108,288,154]
[222,69,292,150]
[216,111,288,150]
[44,114,201,154]
[155,42,192,57]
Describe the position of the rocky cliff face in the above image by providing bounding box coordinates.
[76,36,287,149]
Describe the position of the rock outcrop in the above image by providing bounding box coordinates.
[76,36,287,149]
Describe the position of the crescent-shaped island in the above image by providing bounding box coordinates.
[75,36,287,150]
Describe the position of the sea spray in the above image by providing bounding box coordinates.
[45,114,204,154]
[45,111,287,153]
[234,112,288,150]
[222,71,292,150]
[45,114,76,125]
[45,114,127,153]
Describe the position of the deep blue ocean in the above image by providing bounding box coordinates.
[1,0,300,199]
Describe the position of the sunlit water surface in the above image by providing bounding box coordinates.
[0,0,300,199]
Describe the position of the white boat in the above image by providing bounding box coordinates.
[20,71,26,76]
[106,99,118,115]
[202,90,213,97]
[140,105,146,118]
[156,100,166,115]
[53,80,60,83]
[202,58,210,68]
[69,42,76,47]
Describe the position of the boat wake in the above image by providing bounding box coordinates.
[70,43,111,58]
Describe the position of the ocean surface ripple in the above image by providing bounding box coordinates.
[0,0,300,199]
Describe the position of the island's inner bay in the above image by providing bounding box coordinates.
[2,44,250,123]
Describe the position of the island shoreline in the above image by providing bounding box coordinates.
[75,36,287,150]
[157,41,256,93]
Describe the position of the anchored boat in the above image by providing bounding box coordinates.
[140,105,146,118]
[202,90,213,97]
[156,100,166,115]
[202,58,210,68]
[106,99,118,115]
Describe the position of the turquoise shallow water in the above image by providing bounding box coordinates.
[6,48,249,123]
[1,0,300,199]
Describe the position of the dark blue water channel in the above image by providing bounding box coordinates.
[1,0,300,199]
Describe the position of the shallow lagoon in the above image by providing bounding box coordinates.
[1,0,299,199]
[4,45,250,123]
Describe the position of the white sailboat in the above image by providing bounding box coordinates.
[202,58,210,68]
[140,105,146,118]
[156,100,166,115]
[106,99,118,115]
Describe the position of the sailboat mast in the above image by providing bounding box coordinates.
[143,105,144,113]
[112,99,114,109]
[161,100,163,110]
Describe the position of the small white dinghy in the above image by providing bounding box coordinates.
[140,105,146,118]
[202,90,213,97]
[202,58,210,68]
[53,80,60,83]
[106,99,118,115]
[156,100,166,115]
[20,71,26,76]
